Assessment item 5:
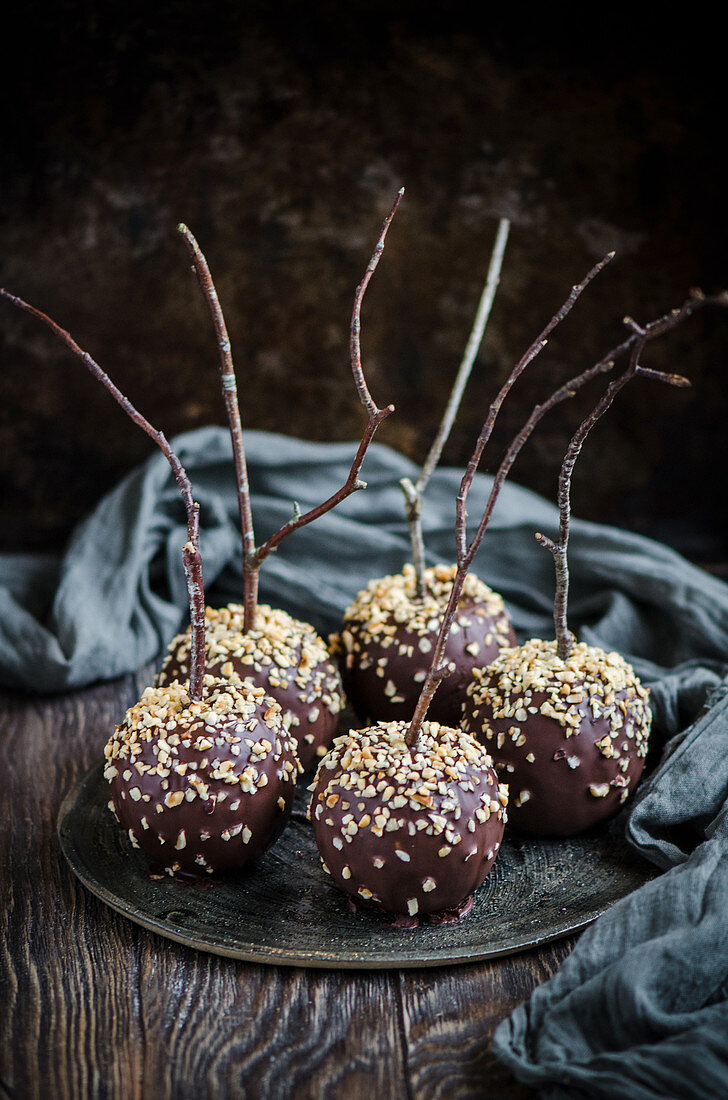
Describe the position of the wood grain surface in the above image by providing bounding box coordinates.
[0,668,577,1099]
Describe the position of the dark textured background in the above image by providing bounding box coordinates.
[1,3,726,562]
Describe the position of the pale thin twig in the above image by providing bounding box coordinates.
[418,218,512,495]
[400,217,511,595]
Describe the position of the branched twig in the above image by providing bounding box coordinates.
[399,217,511,595]
[0,288,207,700]
[455,252,615,563]
[178,192,401,630]
[405,351,619,745]
[535,288,724,659]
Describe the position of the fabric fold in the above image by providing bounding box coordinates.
[493,818,728,1100]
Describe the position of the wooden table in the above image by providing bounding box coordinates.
[1,666,576,1099]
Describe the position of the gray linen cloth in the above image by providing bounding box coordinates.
[2,427,727,1096]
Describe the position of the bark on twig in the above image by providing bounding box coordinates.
[0,288,207,700]
[403,254,630,744]
[399,217,511,596]
[178,225,258,626]
[535,288,723,659]
[454,253,615,563]
[405,352,617,744]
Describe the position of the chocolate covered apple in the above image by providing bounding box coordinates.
[337,562,514,724]
[310,719,507,924]
[464,638,650,836]
[105,675,298,876]
[462,290,726,836]
[159,602,344,769]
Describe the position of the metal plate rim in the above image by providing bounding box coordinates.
[57,761,656,970]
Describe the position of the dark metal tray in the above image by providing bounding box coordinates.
[58,758,657,969]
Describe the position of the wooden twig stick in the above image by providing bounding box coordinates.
[419,220,512,494]
[0,288,207,700]
[178,224,258,628]
[536,288,723,659]
[178,192,401,630]
[250,190,401,563]
[399,218,511,594]
[349,190,403,420]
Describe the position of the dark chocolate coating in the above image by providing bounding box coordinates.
[158,604,345,771]
[309,720,508,919]
[105,677,299,876]
[470,693,645,835]
[461,640,651,837]
[338,565,516,728]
